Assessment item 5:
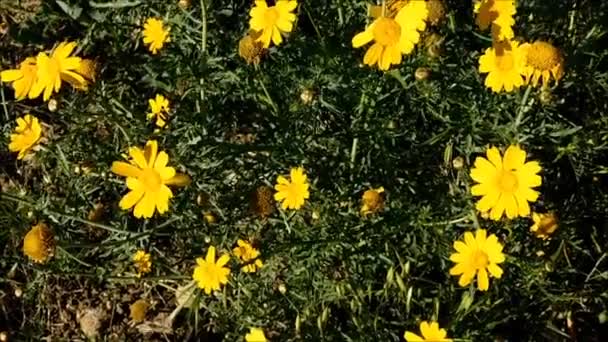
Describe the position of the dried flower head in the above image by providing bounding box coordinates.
[530,212,558,239]
[361,187,385,215]
[130,299,149,323]
[23,223,54,263]
[239,30,266,65]
[251,185,275,217]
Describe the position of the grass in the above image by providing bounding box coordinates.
[1,0,608,340]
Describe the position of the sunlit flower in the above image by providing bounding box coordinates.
[450,229,504,291]
[233,239,263,273]
[129,299,149,322]
[9,114,43,160]
[470,145,542,220]
[478,40,526,93]
[239,30,266,65]
[0,57,38,100]
[147,94,170,128]
[274,167,310,210]
[249,0,298,48]
[245,327,268,342]
[23,223,54,263]
[143,18,170,54]
[193,246,231,294]
[530,212,558,239]
[520,41,565,87]
[474,0,516,41]
[30,42,85,101]
[404,321,452,341]
[361,187,385,215]
[111,140,190,219]
[352,1,428,70]
[133,250,152,276]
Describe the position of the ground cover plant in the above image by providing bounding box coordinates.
[1,0,608,341]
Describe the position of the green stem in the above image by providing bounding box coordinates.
[200,0,207,55]
[513,85,532,139]
[0,84,8,121]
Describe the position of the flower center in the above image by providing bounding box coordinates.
[495,52,514,71]
[373,18,401,46]
[141,168,162,191]
[527,41,560,70]
[264,7,280,27]
[497,169,518,193]
[472,250,489,270]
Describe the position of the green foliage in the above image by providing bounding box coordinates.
[1,0,608,340]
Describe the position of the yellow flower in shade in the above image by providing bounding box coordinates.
[68,58,97,90]
[30,42,85,101]
[249,0,298,48]
[147,94,170,128]
[0,57,38,100]
[470,145,542,220]
[478,40,526,93]
[239,30,266,65]
[449,229,505,291]
[352,1,428,70]
[133,250,152,276]
[142,18,170,54]
[245,327,268,342]
[404,321,451,342]
[474,0,516,41]
[9,114,43,160]
[111,140,190,219]
[23,223,54,263]
[520,41,565,87]
[233,239,264,273]
[530,212,558,239]
[369,0,407,19]
[274,167,310,210]
[129,299,149,323]
[192,246,231,294]
[361,187,385,215]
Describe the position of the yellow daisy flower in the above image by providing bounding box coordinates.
[9,114,43,160]
[0,57,38,100]
[111,140,189,219]
[352,1,428,70]
[30,42,85,101]
[245,327,268,342]
[192,246,231,294]
[478,40,526,93]
[233,239,264,273]
[274,167,310,210]
[147,94,170,128]
[133,250,152,276]
[520,41,565,87]
[239,30,266,65]
[470,145,542,220]
[68,58,97,90]
[360,186,385,215]
[249,0,298,48]
[449,229,505,291]
[404,321,452,342]
[23,223,55,263]
[530,212,558,239]
[474,0,516,41]
[142,18,170,54]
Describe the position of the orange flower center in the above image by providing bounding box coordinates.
[497,169,518,193]
[141,168,162,191]
[472,250,489,269]
[495,52,514,71]
[526,41,561,71]
[264,7,280,27]
[373,18,401,46]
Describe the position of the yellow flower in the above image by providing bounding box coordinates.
[23,223,54,263]
[239,30,266,65]
[133,250,152,276]
[478,40,526,93]
[0,57,38,100]
[111,140,189,219]
[352,1,428,70]
[142,18,170,54]
[474,0,516,41]
[470,145,542,220]
[530,212,558,239]
[245,327,268,342]
[249,0,298,48]
[147,94,170,128]
[520,41,565,87]
[69,58,97,90]
[233,239,264,273]
[129,299,149,322]
[193,246,231,294]
[361,186,385,215]
[449,229,505,291]
[30,42,85,101]
[274,167,310,210]
[9,114,43,160]
[404,321,452,341]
